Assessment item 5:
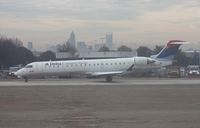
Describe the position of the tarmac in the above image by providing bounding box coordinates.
[0,78,200,128]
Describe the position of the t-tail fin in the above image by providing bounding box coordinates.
[151,40,187,60]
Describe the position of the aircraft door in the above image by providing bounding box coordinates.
[37,62,44,74]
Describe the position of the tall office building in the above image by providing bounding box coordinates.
[27,42,33,51]
[67,31,76,48]
[105,33,113,50]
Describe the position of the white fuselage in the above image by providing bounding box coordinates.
[15,57,171,78]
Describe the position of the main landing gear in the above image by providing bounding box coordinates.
[106,76,112,82]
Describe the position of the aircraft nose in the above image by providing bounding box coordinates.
[14,70,20,76]
[14,69,23,77]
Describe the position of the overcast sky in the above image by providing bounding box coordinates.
[0,0,200,50]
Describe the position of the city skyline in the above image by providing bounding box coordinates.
[1,0,200,50]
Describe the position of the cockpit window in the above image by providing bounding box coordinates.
[25,65,33,68]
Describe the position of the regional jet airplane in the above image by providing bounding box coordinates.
[15,40,187,82]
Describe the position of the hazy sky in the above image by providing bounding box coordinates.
[1,0,200,50]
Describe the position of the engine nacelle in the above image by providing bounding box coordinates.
[134,57,147,65]
[134,57,156,66]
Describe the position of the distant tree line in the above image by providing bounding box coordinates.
[0,37,36,69]
[98,45,133,52]
[117,45,132,52]
[0,36,55,69]
[98,45,110,52]
[38,51,55,61]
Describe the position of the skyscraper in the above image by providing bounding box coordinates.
[67,31,76,48]
[105,33,113,50]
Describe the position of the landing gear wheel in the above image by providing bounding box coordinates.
[106,76,112,82]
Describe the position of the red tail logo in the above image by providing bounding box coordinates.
[167,40,185,48]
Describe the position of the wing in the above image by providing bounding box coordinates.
[87,71,124,76]
[86,64,135,76]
